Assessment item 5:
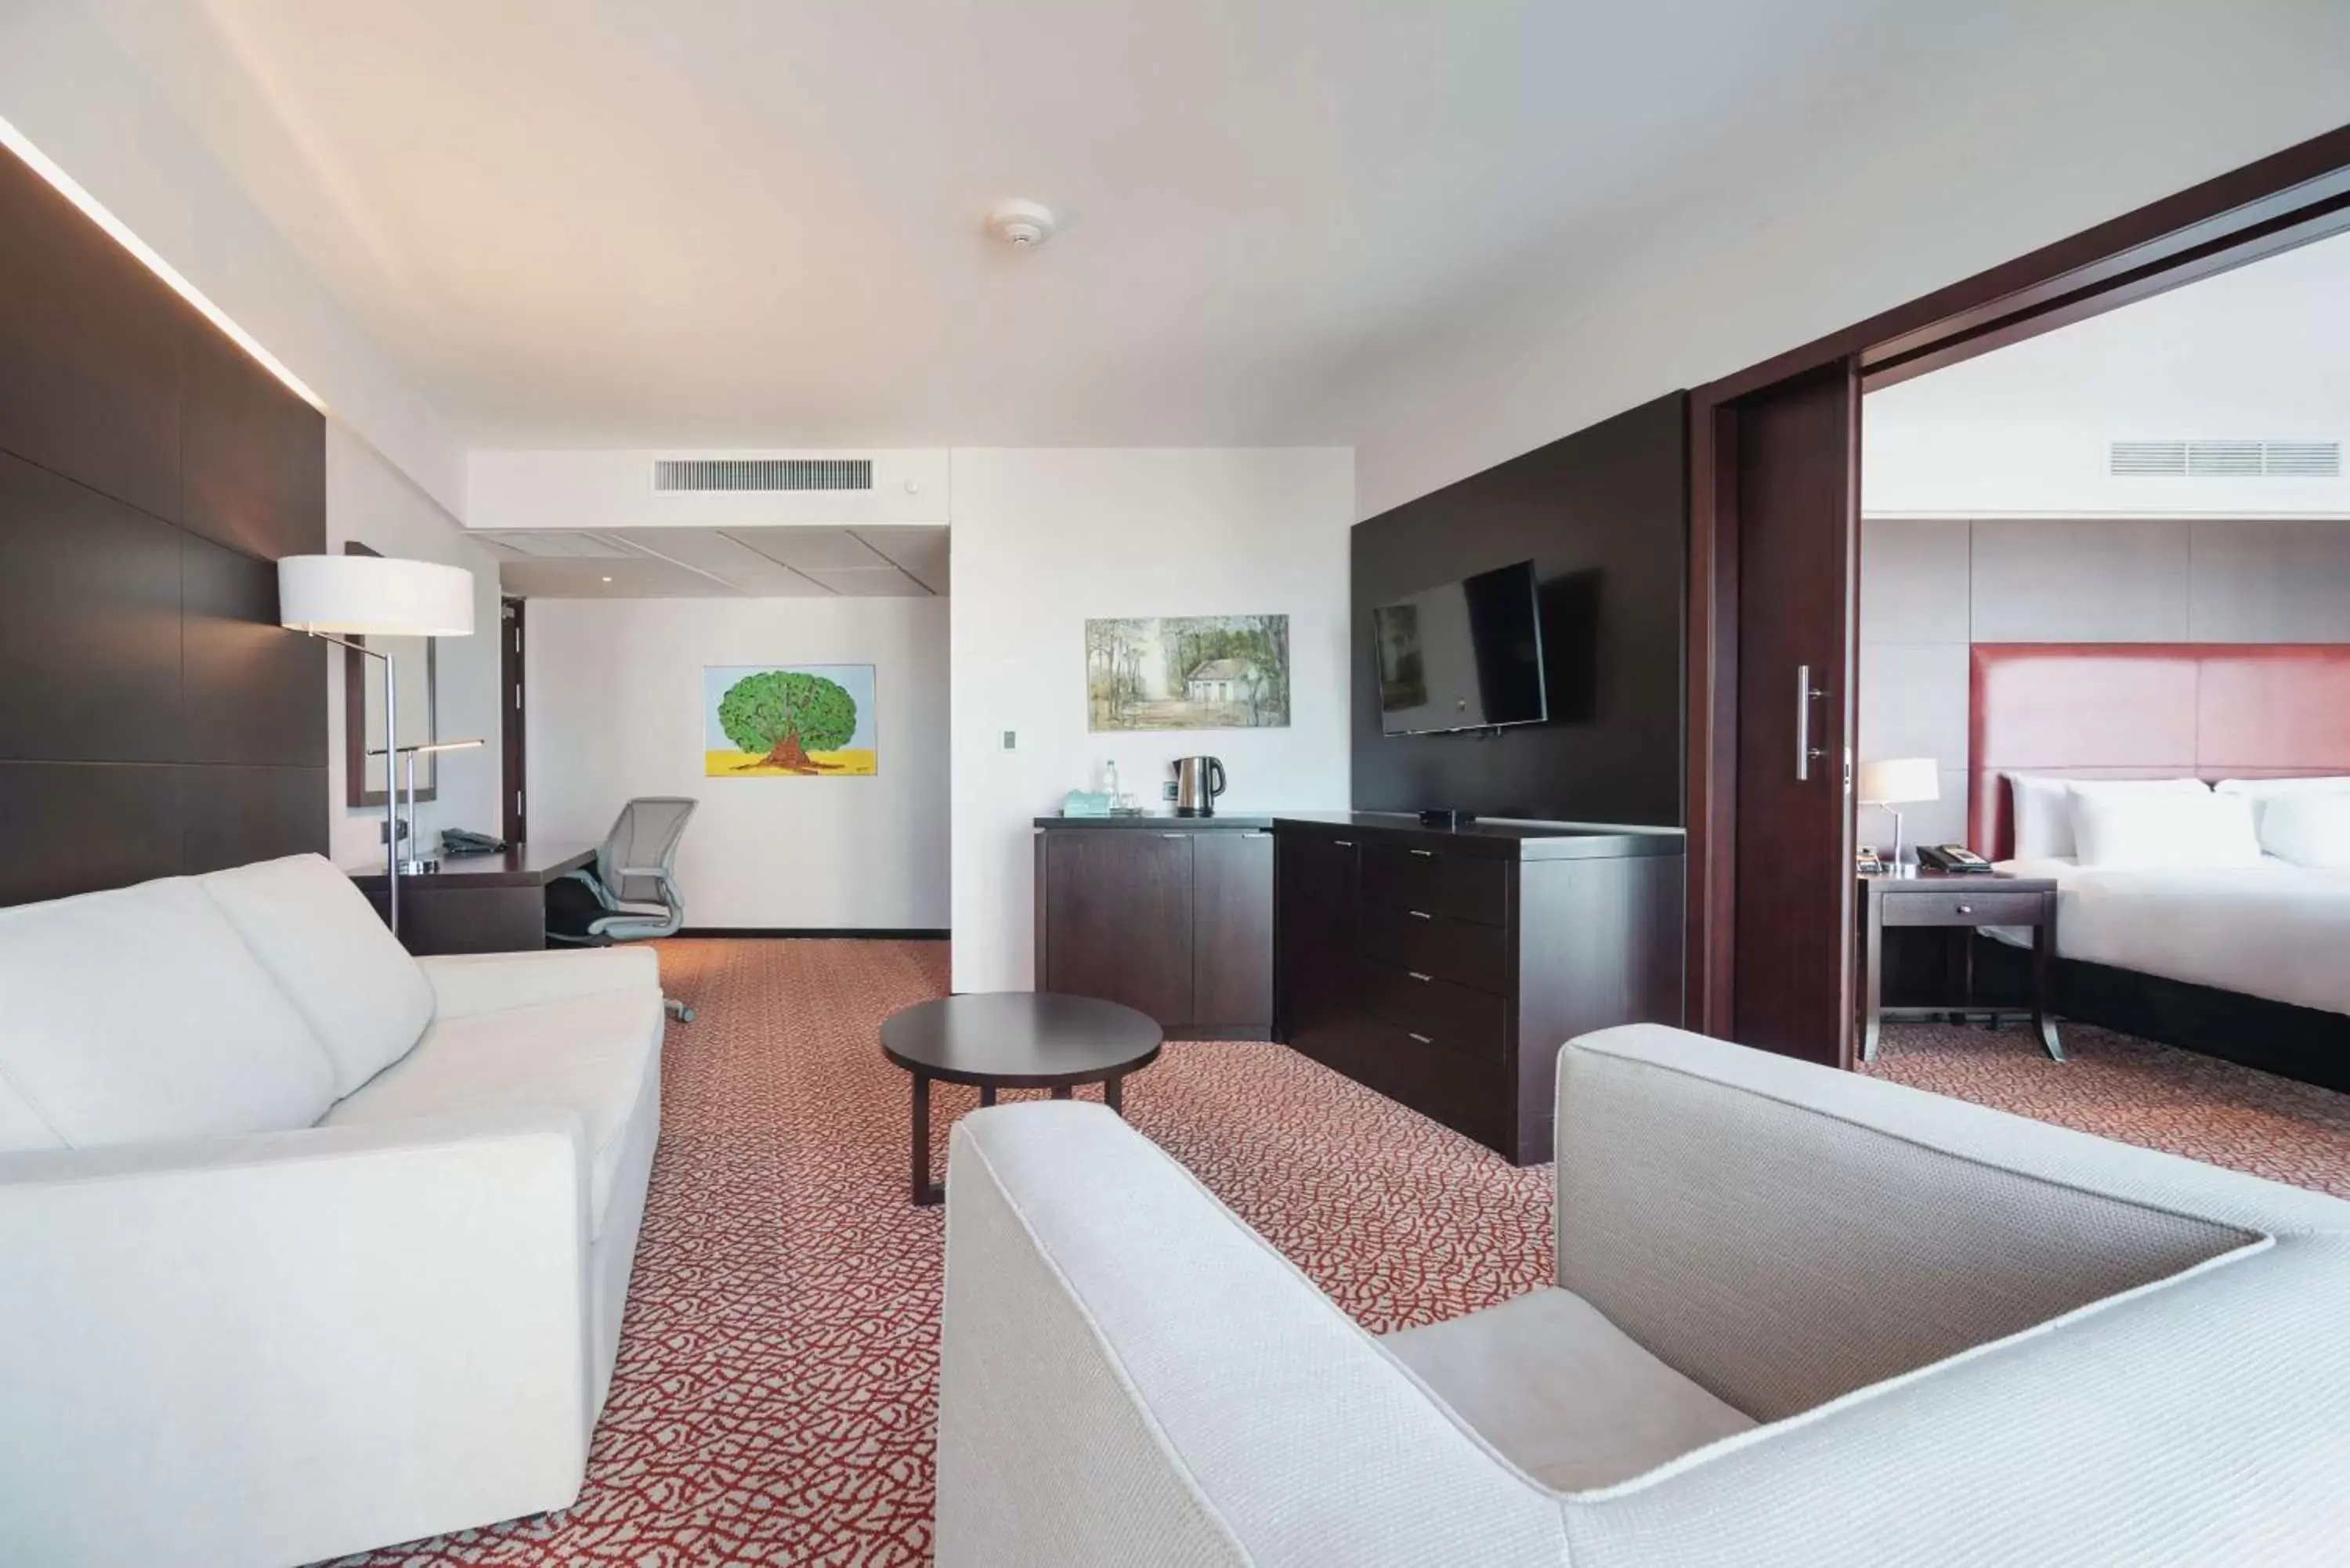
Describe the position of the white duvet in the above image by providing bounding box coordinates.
[1995,855,2350,1019]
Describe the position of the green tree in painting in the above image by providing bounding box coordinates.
[718,670,858,773]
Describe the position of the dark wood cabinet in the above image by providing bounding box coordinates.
[1035,823,1275,1037]
[1274,816,1684,1165]
[1039,829,1195,1024]
[1191,829,1274,1032]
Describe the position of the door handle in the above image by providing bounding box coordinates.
[1408,909,1433,921]
[1409,849,1434,858]
[1407,970,1432,982]
[1795,664,1827,782]
[1159,833,1187,840]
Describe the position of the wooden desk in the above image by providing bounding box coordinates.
[1858,870,2061,1064]
[349,842,596,956]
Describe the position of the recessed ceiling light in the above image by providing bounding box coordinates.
[602,575,613,583]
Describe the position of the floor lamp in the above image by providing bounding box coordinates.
[278,554,476,935]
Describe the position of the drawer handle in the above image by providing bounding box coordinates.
[1407,970,1432,982]
[1408,909,1433,920]
[1160,833,1187,840]
[1408,1031,1433,1045]
[1955,904,1972,915]
[1333,839,1354,847]
[1409,849,1434,858]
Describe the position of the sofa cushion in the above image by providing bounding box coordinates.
[1380,1286,1756,1491]
[324,988,662,1233]
[200,855,436,1097]
[0,877,336,1151]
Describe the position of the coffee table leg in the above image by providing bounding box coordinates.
[1050,1086,1072,1100]
[978,1084,996,1108]
[1104,1075,1123,1116]
[911,1071,942,1207]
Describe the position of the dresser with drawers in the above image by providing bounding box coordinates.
[1272,814,1684,1165]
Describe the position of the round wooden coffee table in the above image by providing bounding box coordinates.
[880,992,1163,1205]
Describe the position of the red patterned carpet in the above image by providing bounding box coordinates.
[1864,1018,2350,1198]
[331,942,2350,1566]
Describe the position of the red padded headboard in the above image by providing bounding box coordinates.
[1969,644,2350,858]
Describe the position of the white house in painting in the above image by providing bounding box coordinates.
[1185,659,1251,704]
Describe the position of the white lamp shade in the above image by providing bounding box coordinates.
[278,555,475,637]
[1858,757,1940,805]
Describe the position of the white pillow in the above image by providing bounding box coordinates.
[2067,786,2261,869]
[2008,774,2208,858]
[2254,793,2350,870]
[2215,776,2350,832]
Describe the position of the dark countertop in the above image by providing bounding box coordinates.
[1037,810,1684,861]
[346,840,597,889]
[1034,811,1278,830]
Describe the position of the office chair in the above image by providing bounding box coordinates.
[548,797,700,1021]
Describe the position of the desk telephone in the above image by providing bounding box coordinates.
[1916,843,1993,874]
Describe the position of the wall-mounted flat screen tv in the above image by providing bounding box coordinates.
[1372,559,1549,736]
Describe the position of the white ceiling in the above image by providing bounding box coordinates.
[481,526,946,599]
[1864,226,2350,516]
[73,0,2016,451]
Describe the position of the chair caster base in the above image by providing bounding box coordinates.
[663,997,695,1024]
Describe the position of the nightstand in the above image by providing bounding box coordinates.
[1858,871,2062,1064]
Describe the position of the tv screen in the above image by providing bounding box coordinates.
[1372,559,1549,736]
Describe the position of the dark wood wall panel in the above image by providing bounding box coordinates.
[0,145,184,522]
[184,764,329,874]
[0,763,186,905]
[183,534,327,766]
[0,456,186,762]
[0,142,327,907]
[1350,393,1688,826]
[180,318,327,561]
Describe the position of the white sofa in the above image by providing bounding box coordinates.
[937,1024,2350,1566]
[0,854,664,1568]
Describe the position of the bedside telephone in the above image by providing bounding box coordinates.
[1916,843,1993,874]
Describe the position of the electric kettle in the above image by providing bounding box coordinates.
[1171,756,1227,817]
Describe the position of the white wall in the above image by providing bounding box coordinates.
[526,597,949,930]
[948,448,1355,992]
[1340,2,2350,519]
[324,423,504,867]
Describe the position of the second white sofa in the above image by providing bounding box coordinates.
[0,854,664,1568]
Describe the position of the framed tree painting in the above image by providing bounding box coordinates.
[703,664,877,775]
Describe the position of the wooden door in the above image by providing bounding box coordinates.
[1274,830,1361,1071]
[1727,366,1859,1066]
[1043,830,1195,1025]
[501,597,526,844]
[1191,829,1274,1033]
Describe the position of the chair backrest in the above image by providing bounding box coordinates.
[597,797,697,908]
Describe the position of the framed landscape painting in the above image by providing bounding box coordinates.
[703,664,877,775]
[1086,613,1289,732]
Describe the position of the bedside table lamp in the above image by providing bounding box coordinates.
[279,553,476,934]
[1859,757,1940,873]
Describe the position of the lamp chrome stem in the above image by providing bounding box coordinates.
[301,630,400,935]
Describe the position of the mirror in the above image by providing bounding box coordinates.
[342,541,439,807]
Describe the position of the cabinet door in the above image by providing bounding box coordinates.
[1192,830,1273,1033]
[1043,831,1194,1025]
[1274,831,1360,1070]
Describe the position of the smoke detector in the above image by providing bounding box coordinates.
[986,199,1055,250]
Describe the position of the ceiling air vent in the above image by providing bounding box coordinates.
[2108,439,2340,479]
[653,457,874,493]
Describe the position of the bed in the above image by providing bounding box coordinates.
[1968,643,2350,1089]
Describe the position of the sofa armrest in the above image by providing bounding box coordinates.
[936,1102,1566,1568]
[418,945,660,1018]
[0,1112,595,1567]
[1552,1025,2348,1423]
